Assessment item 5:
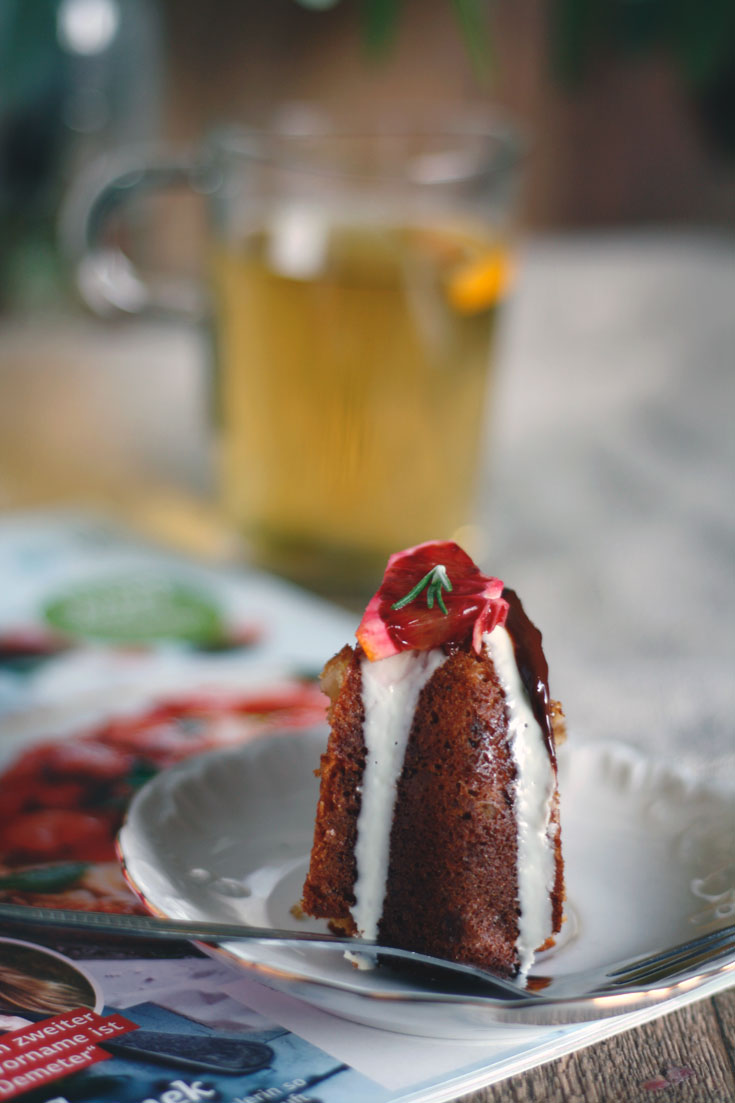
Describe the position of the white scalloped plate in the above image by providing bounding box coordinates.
[118,729,735,1038]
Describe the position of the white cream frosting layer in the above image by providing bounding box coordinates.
[482,625,556,974]
[353,629,556,975]
[352,648,447,940]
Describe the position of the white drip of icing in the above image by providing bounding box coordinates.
[352,648,447,943]
[483,625,556,975]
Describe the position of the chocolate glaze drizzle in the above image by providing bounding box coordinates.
[502,588,555,760]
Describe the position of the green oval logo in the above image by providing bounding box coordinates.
[44,574,223,644]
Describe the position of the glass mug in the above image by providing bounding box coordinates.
[71,111,523,606]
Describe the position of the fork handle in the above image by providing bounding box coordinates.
[0,902,368,946]
[0,902,531,1000]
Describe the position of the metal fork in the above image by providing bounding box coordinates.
[0,902,732,1005]
[0,902,528,999]
[593,922,735,992]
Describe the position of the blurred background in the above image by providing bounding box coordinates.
[2,0,734,509]
[1,0,733,757]
[3,0,734,308]
[3,0,734,490]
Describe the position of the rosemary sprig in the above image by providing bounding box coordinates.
[391,564,453,615]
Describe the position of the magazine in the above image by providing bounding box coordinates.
[0,923,389,1103]
[0,513,731,1103]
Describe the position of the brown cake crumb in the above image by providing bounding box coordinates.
[302,624,565,977]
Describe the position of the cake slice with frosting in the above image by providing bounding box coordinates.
[302,541,565,977]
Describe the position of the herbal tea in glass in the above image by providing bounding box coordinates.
[211,216,510,604]
[71,115,522,602]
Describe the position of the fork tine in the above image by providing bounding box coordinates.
[605,923,735,987]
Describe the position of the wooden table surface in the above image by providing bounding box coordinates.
[469,989,735,1102]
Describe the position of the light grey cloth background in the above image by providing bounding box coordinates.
[485,233,734,777]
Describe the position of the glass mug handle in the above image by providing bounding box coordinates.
[61,150,209,318]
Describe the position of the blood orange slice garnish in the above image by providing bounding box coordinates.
[356,541,509,661]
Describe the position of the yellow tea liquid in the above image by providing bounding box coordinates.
[211,219,508,603]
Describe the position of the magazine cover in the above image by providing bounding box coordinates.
[0,512,355,923]
[0,514,392,1102]
[0,923,391,1103]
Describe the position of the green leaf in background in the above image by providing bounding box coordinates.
[292,0,493,74]
[551,0,735,93]
[451,0,493,80]
[362,0,402,58]
[44,574,225,645]
[667,0,735,90]
[551,0,602,85]
[289,0,734,153]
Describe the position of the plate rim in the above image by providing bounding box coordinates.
[117,730,735,1030]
